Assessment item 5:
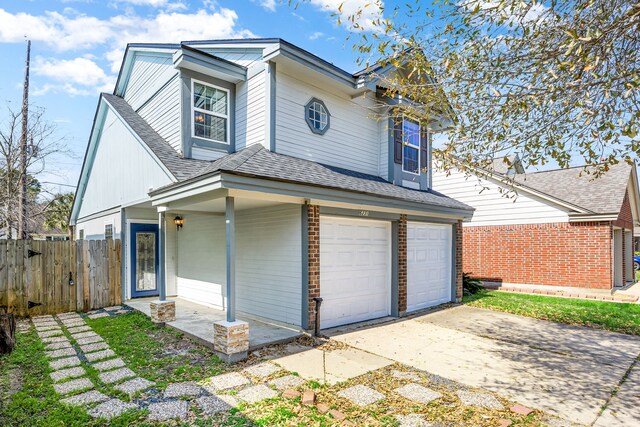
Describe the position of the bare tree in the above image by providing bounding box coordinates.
[0,104,70,238]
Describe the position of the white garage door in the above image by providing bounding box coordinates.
[320,216,391,329]
[407,222,452,312]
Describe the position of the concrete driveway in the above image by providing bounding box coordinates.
[327,305,640,425]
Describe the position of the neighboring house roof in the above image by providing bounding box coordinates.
[510,162,634,215]
[102,93,210,181]
[101,94,470,212]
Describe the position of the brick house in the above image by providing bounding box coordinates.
[433,159,640,289]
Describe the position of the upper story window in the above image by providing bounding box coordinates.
[104,223,113,240]
[402,118,420,175]
[305,98,330,135]
[192,80,229,144]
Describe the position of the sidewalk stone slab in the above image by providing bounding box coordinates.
[61,319,85,327]
[196,395,238,414]
[115,377,155,395]
[46,341,73,351]
[32,315,55,322]
[104,306,123,311]
[42,335,69,344]
[53,378,94,395]
[70,331,98,340]
[34,323,60,331]
[51,366,86,383]
[76,335,103,345]
[396,414,433,427]
[391,370,422,381]
[93,358,126,371]
[37,329,64,338]
[268,375,305,390]
[164,381,204,398]
[237,384,278,404]
[80,341,110,353]
[57,312,81,318]
[206,372,250,391]
[88,312,110,319]
[395,384,441,405]
[243,362,282,378]
[338,385,385,406]
[99,367,136,384]
[66,325,92,334]
[46,347,77,359]
[50,356,81,370]
[61,390,109,406]
[148,400,188,421]
[89,399,137,419]
[115,309,129,315]
[457,390,503,409]
[85,349,116,362]
[510,404,534,416]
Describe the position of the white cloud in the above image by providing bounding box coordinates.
[309,31,324,40]
[0,7,255,94]
[32,56,117,96]
[113,0,187,11]
[458,1,549,25]
[258,0,277,12]
[308,0,384,32]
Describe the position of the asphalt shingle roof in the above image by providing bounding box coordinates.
[102,94,471,212]
[509,162,633,214]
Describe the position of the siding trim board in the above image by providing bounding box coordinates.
[265,61,277,151]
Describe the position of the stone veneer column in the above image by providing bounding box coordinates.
[398,215,407,314]
[150,300,176,323]
[307,205,320,331]
[213,320,249,363]
[455,220,463,302]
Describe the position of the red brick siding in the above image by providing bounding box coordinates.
[398,215,407,313]
[307,205,320,330]
[455,220,463,300]
[463,222,613,289]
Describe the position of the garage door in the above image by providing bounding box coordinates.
[407,222,452,312]
[320,216,391,329]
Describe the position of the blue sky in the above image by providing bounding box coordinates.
[0,0,387,194]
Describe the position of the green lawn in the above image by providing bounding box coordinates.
[464,290,640,335]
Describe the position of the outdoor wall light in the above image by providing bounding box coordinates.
[174,216,184,230]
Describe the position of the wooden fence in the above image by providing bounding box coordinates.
[0,240,121,317]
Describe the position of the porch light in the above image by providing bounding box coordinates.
[174,216,184,230]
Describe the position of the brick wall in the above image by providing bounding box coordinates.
[455,220,463,300]
[307,204,320,330]
[463,221,613,289]
[398,215,407,313]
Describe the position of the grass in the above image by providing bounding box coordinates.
[464,290,640,335]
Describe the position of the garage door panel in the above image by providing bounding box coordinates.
[407,222,452,312]
[320,216,391,329]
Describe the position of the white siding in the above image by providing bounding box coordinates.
[76,212,121,240]
[275,69,380,175]
[77,108,174,219]
[236,205,302,326]
[199,49,264,67]
[138,76,181,152]
[191,147,227,161]
[123,52,175,110]
[432,168,570,226]
[176,214,226,307]
[236,69,266,149]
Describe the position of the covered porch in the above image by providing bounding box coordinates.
[127,297,302,350]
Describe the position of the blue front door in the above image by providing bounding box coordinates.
[130,223,159,298]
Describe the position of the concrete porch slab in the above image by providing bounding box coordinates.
[126,297,302,351]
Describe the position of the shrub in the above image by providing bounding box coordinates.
[463,272,484,296]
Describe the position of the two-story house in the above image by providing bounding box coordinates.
[70,38,472,360]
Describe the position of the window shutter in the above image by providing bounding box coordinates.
[393,117,403,164]
[420,127,428,173]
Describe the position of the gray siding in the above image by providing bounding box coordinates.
[76,108,174,219]
[123,52,175,110]
[138,76,181,152]
[275,68,380,175]
[236,69,266,149]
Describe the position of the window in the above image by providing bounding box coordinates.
[304,98,330,135]
[105,224,113,240]
[78,229,84,240]
[192,80,229,143]
[402,118,420,174]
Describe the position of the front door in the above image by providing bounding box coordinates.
[130,223,159,298]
